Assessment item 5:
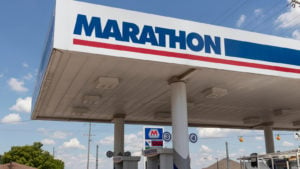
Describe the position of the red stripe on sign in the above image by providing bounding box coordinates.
[151,141,163,146]
[73,39,300,74]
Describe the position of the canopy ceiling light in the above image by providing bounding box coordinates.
[293,121,300,127]
[202,87,228,99]
[96,77,119,89]
[273,109,291,117]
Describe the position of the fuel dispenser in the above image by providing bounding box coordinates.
[107,151,141,169]
[250,153,258,167]
[143,148,173,169]
[113,156,141,169]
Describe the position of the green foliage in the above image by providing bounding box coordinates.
[1,142,64,169]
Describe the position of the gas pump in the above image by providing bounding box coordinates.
[250,153,258,167]
[143,148,173,169]
[107,151,141,169]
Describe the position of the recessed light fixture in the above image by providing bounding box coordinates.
[273,109,291,117]
[71,107,89,116]
[96,77,119,90]
[202,87,228,99]
[293,121,300,127]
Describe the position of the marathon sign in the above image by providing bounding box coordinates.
[144,127,164,149]
[54,0,300,79]
[73,14,221,55]
[145,128,163,140]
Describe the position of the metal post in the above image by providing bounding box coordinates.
[170,81,190,169]
[296,152,299,169]
[87,122,92,169]
[216,158,219,169]
[264,126,275,153]
[113,114,125,169]
[96,145,99,169]
[226,142,229,169]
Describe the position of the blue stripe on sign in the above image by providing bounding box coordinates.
[224,39,300,66]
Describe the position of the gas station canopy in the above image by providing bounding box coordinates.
[32,0,300,130]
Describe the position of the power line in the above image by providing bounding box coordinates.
[250,4,289,32]
[241,0,283,30]
[212,0,249,25]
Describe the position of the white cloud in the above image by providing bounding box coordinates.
[9,97,32,113]
[22,62,29,68]
[8,78,28,92]
[98,131,143,155]
[200,145,212,153]
[99,136,114,145]
[1,113,21,124]
[23,73,33,80]
[124,132,143,153]
[41,138,55,145]
[255,136,264,141]
[254,9,263,16]
[292,30,300,40]
[275,7,300,28]
[62,138,85,150]
[37,128,48,134]
[236,14,246,27]
[197,128,248,138]
[282,141,294,147]
[37,128,71,139]
[52,131,70,139]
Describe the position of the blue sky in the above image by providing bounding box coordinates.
[0,0,300,169]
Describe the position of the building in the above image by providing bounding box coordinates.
[0,162,37,169]
[203,158,240,169]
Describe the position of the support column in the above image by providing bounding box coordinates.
[113,114,125,169]
[170,81,190,169]
[264,125,275,153]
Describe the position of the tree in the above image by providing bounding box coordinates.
[1,142,64,169]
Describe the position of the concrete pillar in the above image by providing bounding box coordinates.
[170,81,190,169]
[264,125,275,153]
[113,114,125,169]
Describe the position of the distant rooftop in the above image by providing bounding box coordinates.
[203,158,240,169]
[0,162,37,169]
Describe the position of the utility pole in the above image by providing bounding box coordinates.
[96,145,99,169]
[87,122,92,169]
[226,141,229,169]
[53,147,55,158]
